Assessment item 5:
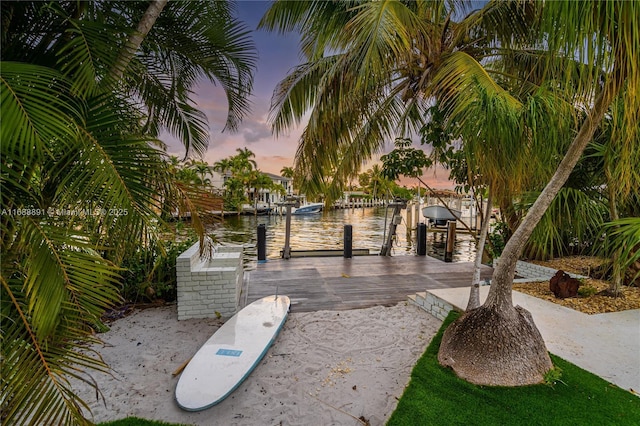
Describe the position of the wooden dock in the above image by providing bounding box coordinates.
[242,255,493,312]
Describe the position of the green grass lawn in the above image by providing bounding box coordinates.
[99,311,640,426]
[387,311,640,426]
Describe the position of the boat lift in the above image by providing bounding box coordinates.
[380,199,407,256]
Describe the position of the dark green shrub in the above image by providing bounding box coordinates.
[488,221,509,259]
[120,237,197,303]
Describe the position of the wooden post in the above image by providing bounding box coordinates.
[344,225,353,258]
[417,223,427,256]
[257,224,266,262]
[444,220,456,262]
[282,200,296,259]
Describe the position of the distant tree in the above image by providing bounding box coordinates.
[234,147,258,170]
[358,172,371,191]
[280,166,295,178]
[191,160,214,187]
[214,148,275,212]
[213,158,234,175]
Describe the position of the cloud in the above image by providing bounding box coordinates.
[241,119,272,144]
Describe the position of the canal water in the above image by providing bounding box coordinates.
[208,207,477,270]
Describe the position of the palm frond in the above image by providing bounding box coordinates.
[541,0,640,148]
[521,187,608,260]
[139,0,257,133]
[56,16,124,94]
[1,219,120,425]
[269,56,340,136]
[600,218,640,283]
[1,62,80,162]
[19,219,121,338]
[50,94,170,260]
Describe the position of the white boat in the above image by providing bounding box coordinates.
[241,203,272,215]
[422,205,461,226]
[292,202,324,215]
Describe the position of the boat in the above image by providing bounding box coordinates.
[292,202,324,215]
[241,203,272,215]
[422,205,461,226]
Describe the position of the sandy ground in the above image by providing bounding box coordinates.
[75,302,441,426]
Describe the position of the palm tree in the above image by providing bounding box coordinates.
[191,160,214,187]
[366,164,389,201]
[588,96,640,295]
[234,147,258,170]
[280,166,295,178]
[213,157,234,175]
[1,1,256,424]
[260,0,534,202]
[438,0,639,385]
[214,149,261,212]
[280,166,295,194]
[106,0,257,156]
[260,0,639,385]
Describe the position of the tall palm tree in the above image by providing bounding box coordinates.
[259,0,536,202]
[280,166,295,195]
[1,1,256,424]
[280,166,295,178]
[367,164,389,200]
[213,158,234,175]
[234,147,258,170]
[437,0,640,385]
[260,0,639,385]
[190,160,214,187]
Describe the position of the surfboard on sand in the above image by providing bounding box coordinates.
[175,295,290,411]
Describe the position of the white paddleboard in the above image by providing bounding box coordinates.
[175,295,290,411]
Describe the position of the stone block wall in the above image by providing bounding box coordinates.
[176,242,243,320]
[493,258,587,283]
[408,292,456,321]
[409,259,589,321]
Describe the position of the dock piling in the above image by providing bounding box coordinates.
[257,224,266,262]
[417,223,427,256]
[444,221,456,262]
[344,225,353,258]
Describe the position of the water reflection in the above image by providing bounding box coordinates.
[207,207,476,270]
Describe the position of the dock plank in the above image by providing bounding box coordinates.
[243,255,493,312]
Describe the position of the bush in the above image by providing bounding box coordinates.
[120,237,197,303]
[577,285,598,297]
[488,221,509,259]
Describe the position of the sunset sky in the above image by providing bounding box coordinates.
[165,1,454,190]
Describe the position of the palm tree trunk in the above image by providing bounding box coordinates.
[108,0,168,83]
[486,72,621,310]
[466,187,493,311]
[606,182,623,296]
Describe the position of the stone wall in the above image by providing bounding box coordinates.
[176,242,243,320]
[409,259,588,319]
[494,258,587,283]
[408,291,455,321]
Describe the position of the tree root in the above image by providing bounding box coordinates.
[438,304,553,386]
